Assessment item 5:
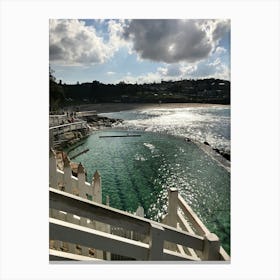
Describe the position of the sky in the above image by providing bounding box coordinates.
[49,19,230,84]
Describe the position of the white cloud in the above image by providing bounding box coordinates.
[215,46,227,55]
[49,19,230,82]
[208,58,222,67]
[107,71,115,75]
[107,19,129,51]
[49,19,127,65]
[116,72,162,84]
[157,67,168,76]
[180,64,198,76]
[116,58,230,84]
[156,63,198,79]
[185,59,230,80]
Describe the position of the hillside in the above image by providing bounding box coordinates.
[50,78,230,111]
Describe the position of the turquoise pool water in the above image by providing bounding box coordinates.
[66,129,230,254]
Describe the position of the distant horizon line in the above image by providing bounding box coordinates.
[54,77,230,86]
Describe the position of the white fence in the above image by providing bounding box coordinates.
[49,114,68,127]
[49,149,108,259]
[49,149,230,261]
[50,121,88,135]
[49,111,96,127]
[49,121,88,148]
[163,188,230,260]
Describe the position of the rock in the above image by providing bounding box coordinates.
[204,141,210,146]
[212,148,231,161]
[220,151,230,161]
[64,132,75,140]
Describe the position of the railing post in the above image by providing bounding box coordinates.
[63,155,72,193]
[77,163,86,198]
[133,206,145,243]
[165,188,179,252]
[136,206,144,218]
[105,195,111,261]
[149,223,164,260]
[49,148,61,250]
[202,233,220,260]
[63,155,76,254]
[93,170,102,203]
[91,170,104,259]
[166,187,178,228]
[49,149,57,188]
[49,129,54,149]
[77,163,90,256]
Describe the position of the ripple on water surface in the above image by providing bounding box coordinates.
[66,129,230,254]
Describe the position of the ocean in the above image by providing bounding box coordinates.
[66,105,230,253]
[103,105,230,154]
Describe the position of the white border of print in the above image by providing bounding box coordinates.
[0,0,279,279]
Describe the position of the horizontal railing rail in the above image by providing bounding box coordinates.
[49,149,105,259]
[178,194,230,260]
[49,122,88,147]
[178,194,210,236]
[49,188,213,261]
[49,249,102,261]
[50,188,150,235]
[49,121,87,131]
[49,150,230,261]
[163,188,230,261]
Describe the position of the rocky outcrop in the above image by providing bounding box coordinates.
[52,115,123,150]
[213,148,230,161]
[85,115,123,129]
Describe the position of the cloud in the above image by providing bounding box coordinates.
[215,46,227,55]
[211,20,230,42]
[122,19,230,64]
[107,19,128,51]
[117,58,230,84]
[156,63,197,79]
[49,19,127,65]
[117,71,162,84]
[107,71,115,75]
[164,64,183,76]
[183,59,230,80]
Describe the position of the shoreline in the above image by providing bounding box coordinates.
[72,102,230,114]
[59,102,231,168]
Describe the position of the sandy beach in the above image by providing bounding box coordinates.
[75,103,229,114]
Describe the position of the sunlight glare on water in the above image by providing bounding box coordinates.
[102,106,230,153]
[66,124,230,253]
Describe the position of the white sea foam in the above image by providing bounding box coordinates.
[134,154,146,161]
[143,142,155,152]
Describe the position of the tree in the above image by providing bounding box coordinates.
[49,66,65,112]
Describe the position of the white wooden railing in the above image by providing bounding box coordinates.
[50,188,212,261]
[49,148,107,260]
[50,121,88,135]
[49,121,88,148]
[49,111,96,127]
[49,114,68,127]
[49,149,230,261]
[163,188,230,261]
